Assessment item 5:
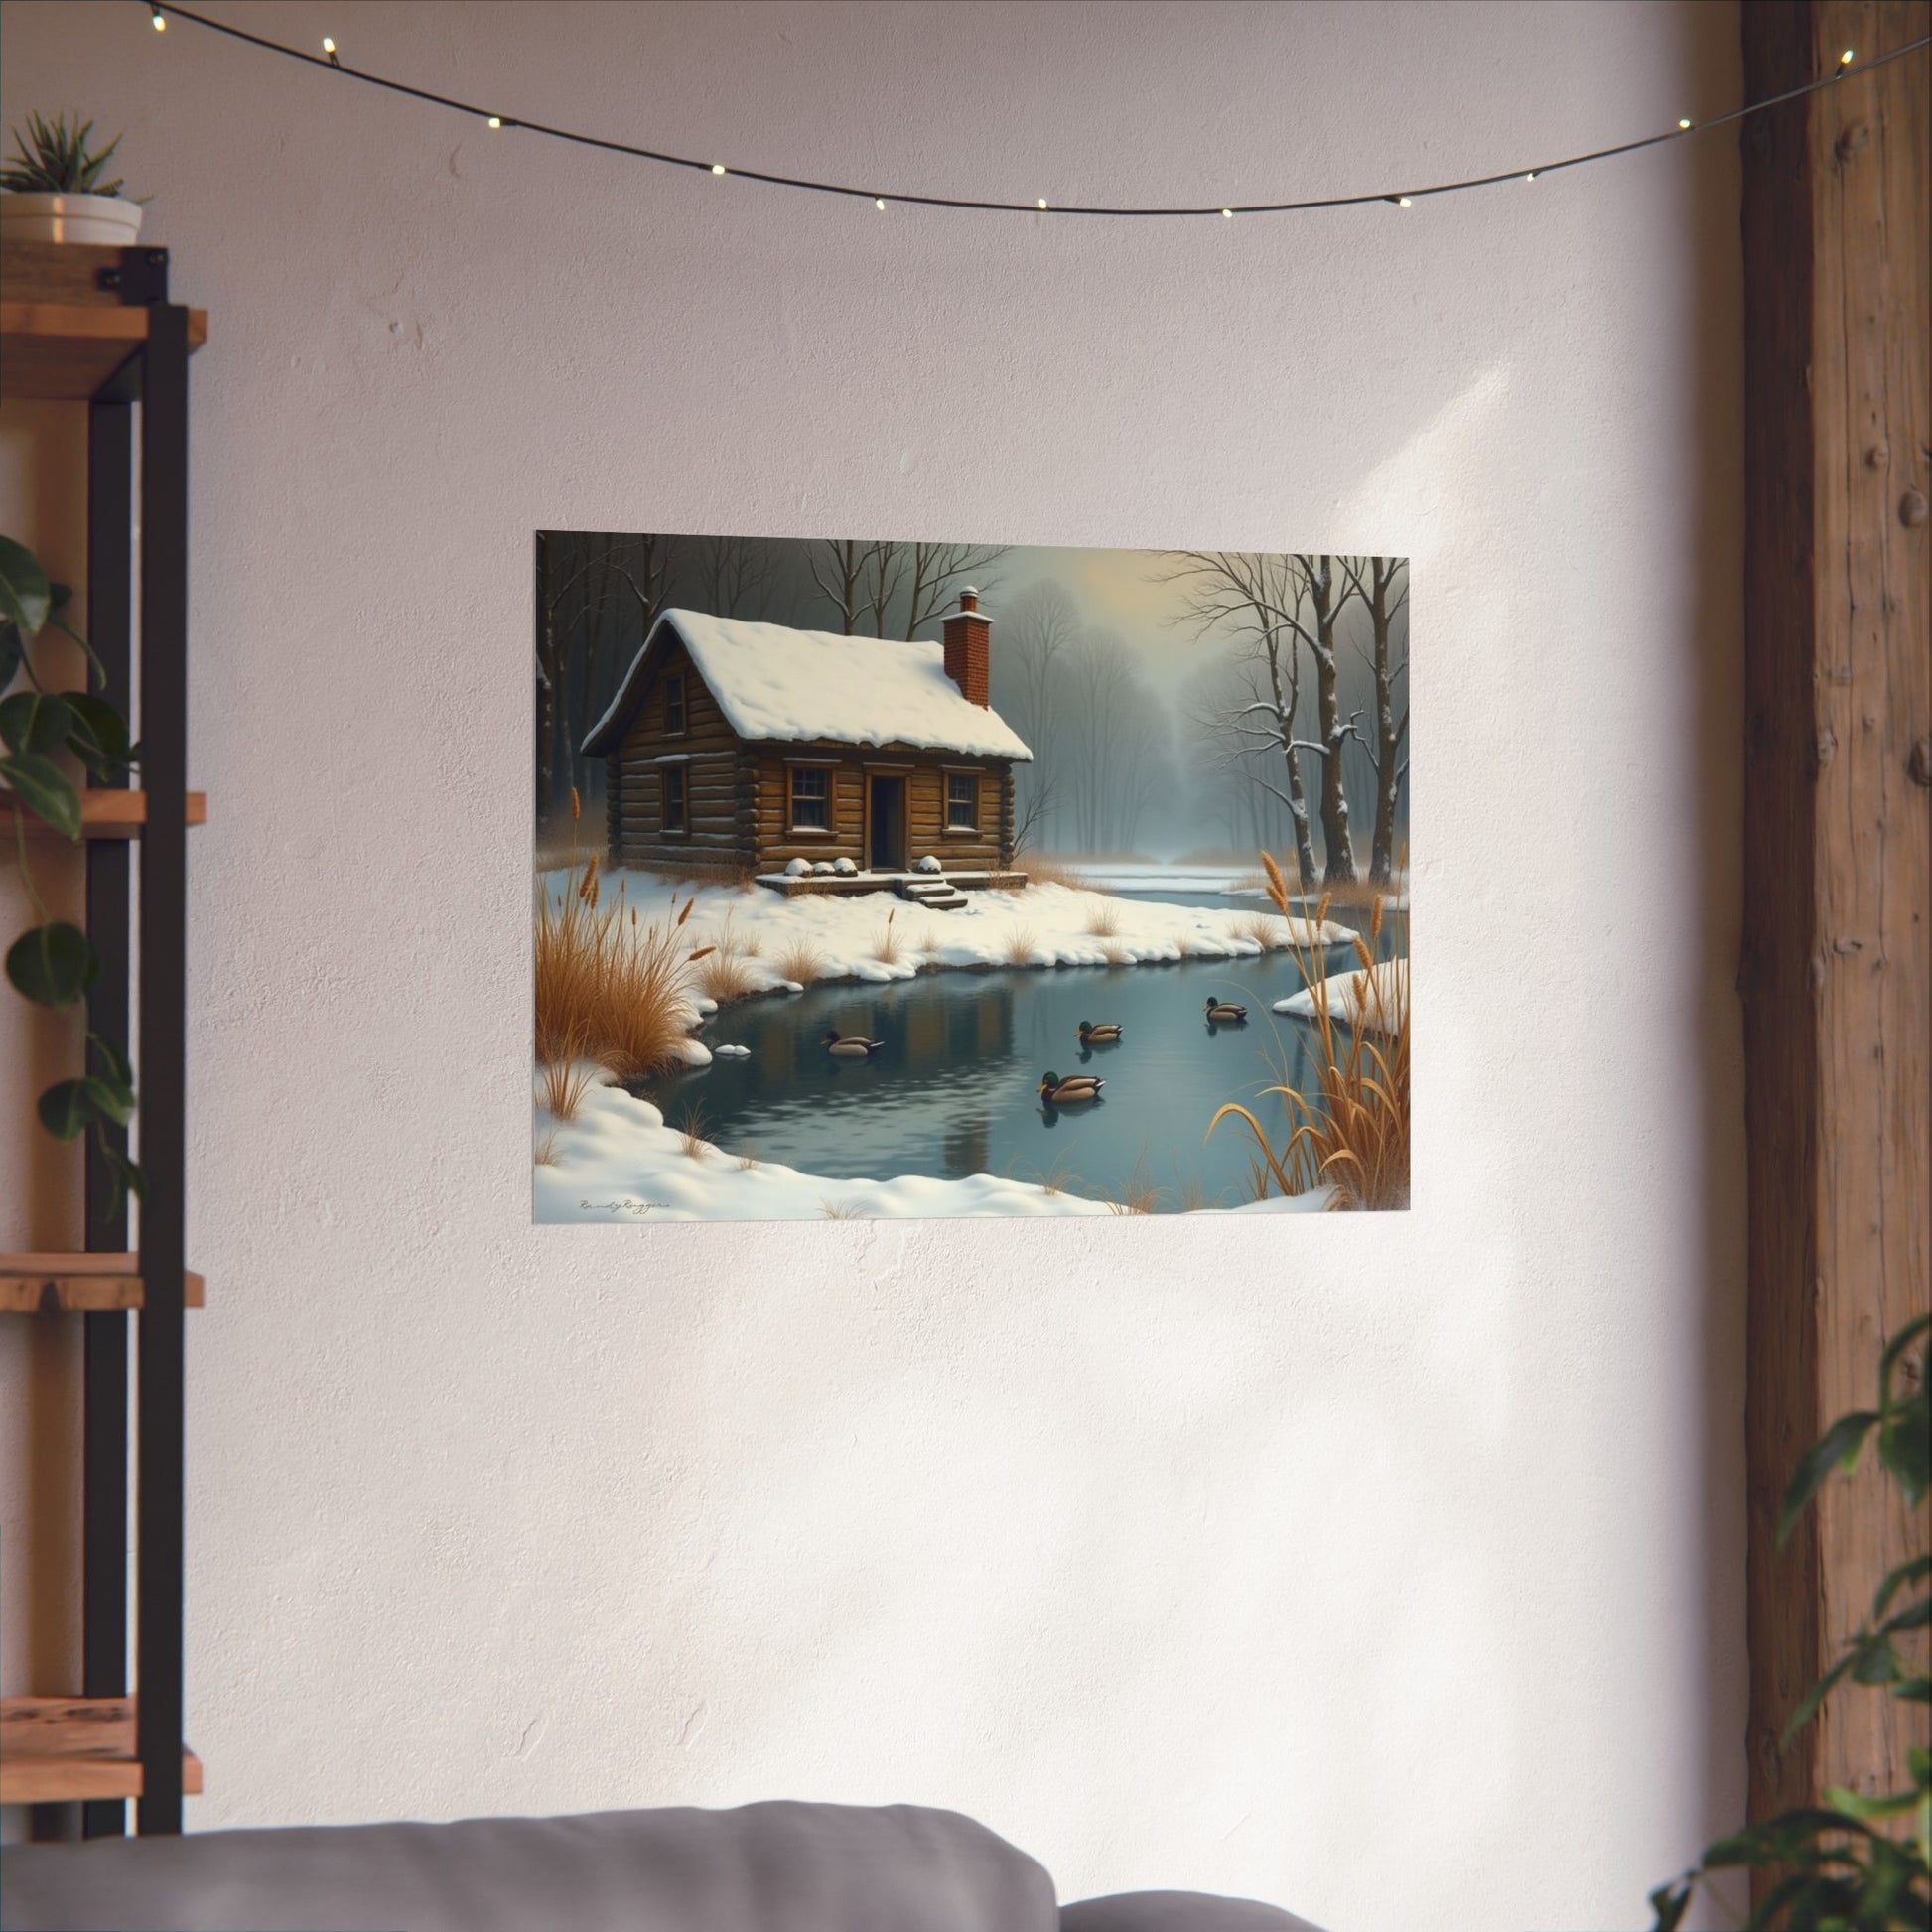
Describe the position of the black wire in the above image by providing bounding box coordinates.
[148,4,1929,219]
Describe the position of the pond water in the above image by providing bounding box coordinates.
[644,901,1404,1212]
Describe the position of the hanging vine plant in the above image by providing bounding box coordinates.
[0,531,143,1214]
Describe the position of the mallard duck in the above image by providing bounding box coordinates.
[1076,1021,1124,1044]
[1203,998,1249,1023]
[1038,1070,1104,1105]
[823,1029,884,1058]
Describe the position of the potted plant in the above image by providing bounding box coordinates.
[1,110,144,245]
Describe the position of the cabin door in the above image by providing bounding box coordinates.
[868,776,906,872]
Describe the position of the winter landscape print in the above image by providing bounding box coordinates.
[534,535,1410,1221]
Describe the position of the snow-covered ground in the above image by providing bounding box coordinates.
[541,869,1349,999]
[535,1079,1331,1221]
[1272,959,1408,1032]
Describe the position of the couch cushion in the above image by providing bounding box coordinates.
[1061,1892,1327,1932]
[0,1801,1058,1932]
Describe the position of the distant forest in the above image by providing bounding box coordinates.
[535,533,1407,885]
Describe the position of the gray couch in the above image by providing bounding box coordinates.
[0,1801,1325,1932]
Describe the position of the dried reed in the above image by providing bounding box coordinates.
[1209,853,1411,1211]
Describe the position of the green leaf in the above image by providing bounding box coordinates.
[1852,1639,1901,1687]
[97,1141,144,1217]
[0,532,52,638]
[0,690,73,755]
[1646,1878,1692,1931]
[1880,1312,1932,1402]
[1785,1649,1860,1746]
[5,920,98,1009]
[62,692,133,778]
[79,1073,132,1127]
[1780,1410,1880,1547]
[0,749,81,838]
[87,1031,133,1092]
[1878,1391,1930,1505]
[1824,1782,1924,1821]
[1875,1555,1932,1619]
[37,1077,92,1140]
[0,620,21,691]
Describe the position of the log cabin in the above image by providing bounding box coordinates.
[582,591,1033,883]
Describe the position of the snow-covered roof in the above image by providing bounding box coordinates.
[582,610,1033,761]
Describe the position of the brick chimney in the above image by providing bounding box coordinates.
[941,587,993,707]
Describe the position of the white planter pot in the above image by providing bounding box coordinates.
[0,193,144,246]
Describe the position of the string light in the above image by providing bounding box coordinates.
[140,5,1929,224]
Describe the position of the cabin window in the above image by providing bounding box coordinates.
[790,766,830,830]
[663,674,687,736]
[946,772,980,830]
[662,765,687,833]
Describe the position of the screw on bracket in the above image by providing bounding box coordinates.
[94,246,170,305]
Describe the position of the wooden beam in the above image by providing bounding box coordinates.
[0,1254,207,1314]
[1739,0,1931,1837]
[0,789,208,838]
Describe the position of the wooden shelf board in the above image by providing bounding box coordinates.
[1,301,208,402]
[0,1254,207,1314]
[0,1699,202,1804]
[0,789,208,838]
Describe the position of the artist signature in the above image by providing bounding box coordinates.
[579,1197,668,1218]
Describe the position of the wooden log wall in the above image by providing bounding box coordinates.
[613,643,748,872]
[1739,0,1930,1837]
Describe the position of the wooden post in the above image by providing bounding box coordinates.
[1739,0,1931,1837]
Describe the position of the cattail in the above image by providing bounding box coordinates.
[1370,896,1385,945]
[688,945,715,963]
[571,786,581,823]
[675,898,694,928]
[1261,850,1288,914]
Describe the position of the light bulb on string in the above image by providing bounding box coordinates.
[874,197,886,210]
[1679,117,1693,129]
[1397,196,1413,207]
[711,163,727,176]
[486,116,502,129]
[1525,171,1537,182]
[1221,207,1233,217]
[1841,48,1855,65]
[150,6,165,29]
[322,36,340,68]
[1036,199,1048,210]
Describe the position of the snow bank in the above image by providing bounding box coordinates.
[536,1079,1329,1222]
[1272,959,1408,1032]
[538,869,1350,995]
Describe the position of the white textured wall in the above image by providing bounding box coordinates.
[0,3,1746,1925]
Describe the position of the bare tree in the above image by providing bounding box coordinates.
[693,534,777,620]
[1290,554,1362,885]
[1011,772,1059,856]
[1159,550,1323,889]
[808,539,872,633]
[899,540,1010,638]
[993,581,1079,847]
[1339,555,1409,884]
[862,542,908,636]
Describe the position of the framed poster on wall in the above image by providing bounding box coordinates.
[534,535,1408,1220]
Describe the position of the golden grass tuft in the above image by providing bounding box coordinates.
[1001,925,1040,967]
[535,860,706,1083]
[820,1198,862,1219]
[674,1104,709,1160]
[533,1129,560,1167]
[536,1052,597,1122]
[1012,852,1087,890]
[1100,940,1131,967]
[871,907,906,966]
[1231,910,1285,950]
[1209,851,1411,1211]
[775,937,828,986]
[1083,900,1124,937]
